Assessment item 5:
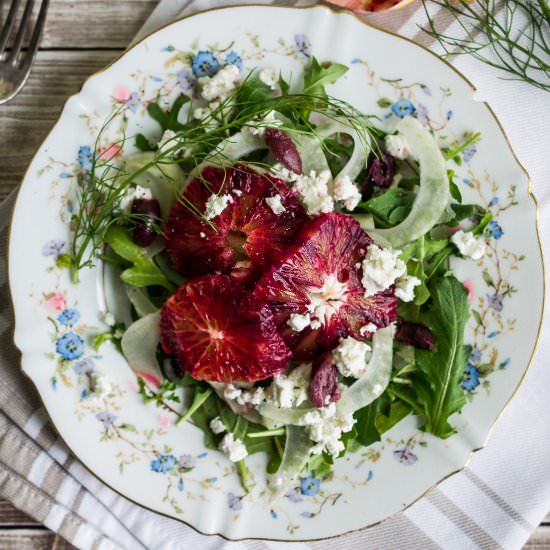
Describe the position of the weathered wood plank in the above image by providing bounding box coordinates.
[0,529,74,549]
[0,49,117,200]
[1,1,156,49]
[525,526,550,549]
[0,500,40,526]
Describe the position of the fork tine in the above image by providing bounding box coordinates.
[0,0,23,55]
[18,0,48,72]
[7,0,34,65]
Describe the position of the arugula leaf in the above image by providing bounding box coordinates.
[411,275,469,438]
[302,57,348,98]
[354,394,387,446]
[448,169,462,203]
[105,226,173,290]
[358,188,415,227]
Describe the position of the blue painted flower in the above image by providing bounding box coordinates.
[500,358,510,369]
[42,239,65,258]
[228,492,243,511]
[179,454,196,470]
[391,99,416,119]
[96,411,117,427]
[56,332,84,360]
[125,91,140,114]
[150,76,163,83]
[161,45,175,52]
[176,69,196,93]
[462,143,477,162]
[420,84,432,96]
[225,50,243,71]
[77,145,93,171]
[461,364,480,392]
[50,377,57,391]
[80,388,88,400]
[270,510,278,519]
[301,511,315,518]
[177,480,184,492]
[285,489,303,503]
[294,34,311,57]
[59,171,70,179]
[57,308,80,327]
[469,347,482,363]
[463,178,472,186]
[446,110,453,120]
[192,51,221,77]
[73,357,95,375]
[487,331,499,339]
[487,293,504,312]
[350,57,361,64]
[367,470,373,481]
[197,451,208,458]
[489,196,499,207]
[393,447,418,465]
[487,220,504,239]
[300,475,321,496]
[416,104,429,126]
[150,454,177,474]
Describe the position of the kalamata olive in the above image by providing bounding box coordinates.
[264,128,303,175]
[133,223,156,247]
[309,351,341,407]
[395,320,436,350]
[366,151,395,189]
[131,198,161,247]
[131,197,161,219]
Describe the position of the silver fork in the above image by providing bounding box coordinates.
[0,0,50,104]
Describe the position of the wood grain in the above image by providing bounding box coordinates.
[0,529,74,549]
[0,500,40,526]
[0,1,157,49]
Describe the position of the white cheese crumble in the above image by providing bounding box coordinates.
[333,174,362,211]
[298,403,355,457]
[88,372,112,402]
[204,193,233,220]
[209,416,226,434]
[361,244,406,297]
[259,68,278,89]
[269,363,312,409]
[359,322,378,336]
[293,170,335,215]
[451,230,486,260]
[100,311,115,327]
[395,275,421,302]
[287,312,312,332]
[157,129,185,156]
[223,383,242,401]
[306,273,347,325]
[265,194,286,215]
[219,433,248,462]
[198,64,240,102]
[243,110,281,137]
[119,185,152,212]
[193,106,211,120]
[333,337,371,378]
[385,134,411,159]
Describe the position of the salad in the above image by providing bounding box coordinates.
[69,57,490,495]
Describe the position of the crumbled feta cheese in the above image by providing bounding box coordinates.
[451,230,486,260]
[157,129,181,155]
[265,195,286,215]
[199,231,206,238]
[193,106,211,120]
[293,170,335,215]
[395,275,421,302]
[361,244,406,297]
[287,312,311,332]
[100,311,115,326]
[310,319,322,330]
[119,185,152,212]
[88,372,112,402]
[204,193,233,220]
[359,322,378,336]
[333,336,371,378]
[219,433,248,462]
[300,403,355,457]
[270,163,298,183]
[333,174,362,211]
[259,68,278,89]
[198,64,240,102]
[306,273,348,325]
[233,189,243,197]
[269,364,311,409]
[223,384,242,401]
[243,110,282,137]
[385,134,411,159]
[209,416,226,434]
[237,386,265,407]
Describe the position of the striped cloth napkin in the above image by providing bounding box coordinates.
[1,1,548,548]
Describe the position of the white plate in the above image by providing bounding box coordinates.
[8,5,544,540]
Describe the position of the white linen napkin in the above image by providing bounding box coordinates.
[0,1,548,549]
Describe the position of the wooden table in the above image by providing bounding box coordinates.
[0,1,547,547]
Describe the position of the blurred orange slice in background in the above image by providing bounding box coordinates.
[326,0,416,13]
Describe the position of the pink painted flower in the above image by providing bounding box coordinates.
[114,85,131,102]
[99,144,123,161]
[46,293,66,312]
[158,415,170,428]
[462,280,474,301]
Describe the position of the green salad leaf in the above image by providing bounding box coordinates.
[411,275,470,438]
[302,57,348,97]
[358,188,415,227]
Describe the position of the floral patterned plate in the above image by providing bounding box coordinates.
[8,5,544,541]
